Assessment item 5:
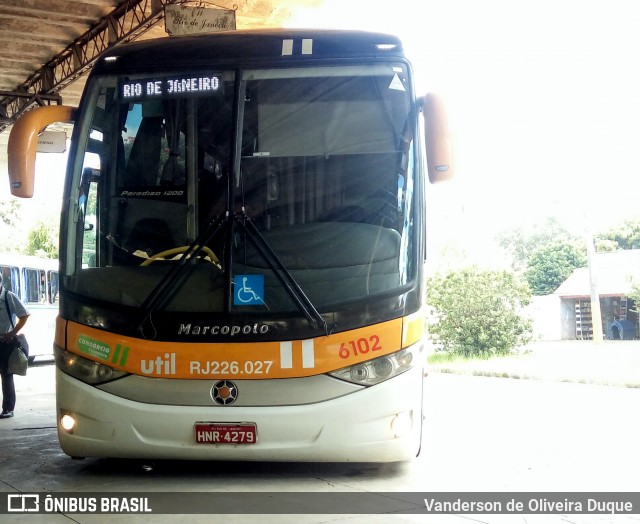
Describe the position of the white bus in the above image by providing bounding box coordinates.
[0,254,58,363]
[7,29,452,461]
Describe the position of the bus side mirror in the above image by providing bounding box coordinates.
[7,105,77,198]
[423,93,454,184]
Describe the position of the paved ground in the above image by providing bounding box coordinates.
[3,343,640,523]
[427,339,640,388]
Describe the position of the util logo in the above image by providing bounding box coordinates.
[140,353,177,375]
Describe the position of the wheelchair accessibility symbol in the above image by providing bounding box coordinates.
[233,274,264,306]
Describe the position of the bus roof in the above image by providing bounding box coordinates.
[0,253,59,271]
[93,29,406,74]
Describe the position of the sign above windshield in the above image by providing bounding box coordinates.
[119,74,223,101]
[164,5,236,36]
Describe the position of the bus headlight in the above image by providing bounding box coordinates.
[60,412,76,432]
[54,346,129,385]
[350,365,368,382]
[329,344,422,386]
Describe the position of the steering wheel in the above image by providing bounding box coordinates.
[140,245,219,267]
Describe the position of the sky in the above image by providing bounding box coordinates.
[287,0,640,263]
[7,0,640,263]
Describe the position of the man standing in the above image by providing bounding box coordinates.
[0,273,30,419]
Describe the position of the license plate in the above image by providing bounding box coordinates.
[194,422,257,445]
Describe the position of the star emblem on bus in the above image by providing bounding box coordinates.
[211,380,238,405]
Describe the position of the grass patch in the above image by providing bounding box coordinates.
[427,351,518,366]
[427,352,465,365]
[427,342,640,389]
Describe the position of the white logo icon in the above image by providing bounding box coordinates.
[8,494,40,512]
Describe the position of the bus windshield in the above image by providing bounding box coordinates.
[66,62,417,323]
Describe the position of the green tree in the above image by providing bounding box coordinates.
[0,199,24,252]
[627,278,640,326]
[524,243,587,295]
[498,217,579,271]
[25,220,58,259]
[0,199,21,227]
[426,266,533,357]
[595,219,640,251]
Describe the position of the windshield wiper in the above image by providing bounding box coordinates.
[136,214,226,338]
[136,210,331,338]
[235,212,330,335]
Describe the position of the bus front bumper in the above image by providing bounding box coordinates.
[56,367,425,463]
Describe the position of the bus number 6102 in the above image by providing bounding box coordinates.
[338,336,382,359]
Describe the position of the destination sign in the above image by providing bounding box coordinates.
[120,74,223,100]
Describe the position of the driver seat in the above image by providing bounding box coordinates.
[123,218,175,258]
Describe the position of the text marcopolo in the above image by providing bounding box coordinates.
[178,323,269,336]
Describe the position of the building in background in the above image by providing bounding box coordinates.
[531,250,640,341]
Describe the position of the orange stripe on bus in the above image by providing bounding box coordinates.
[63,318,408,379]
